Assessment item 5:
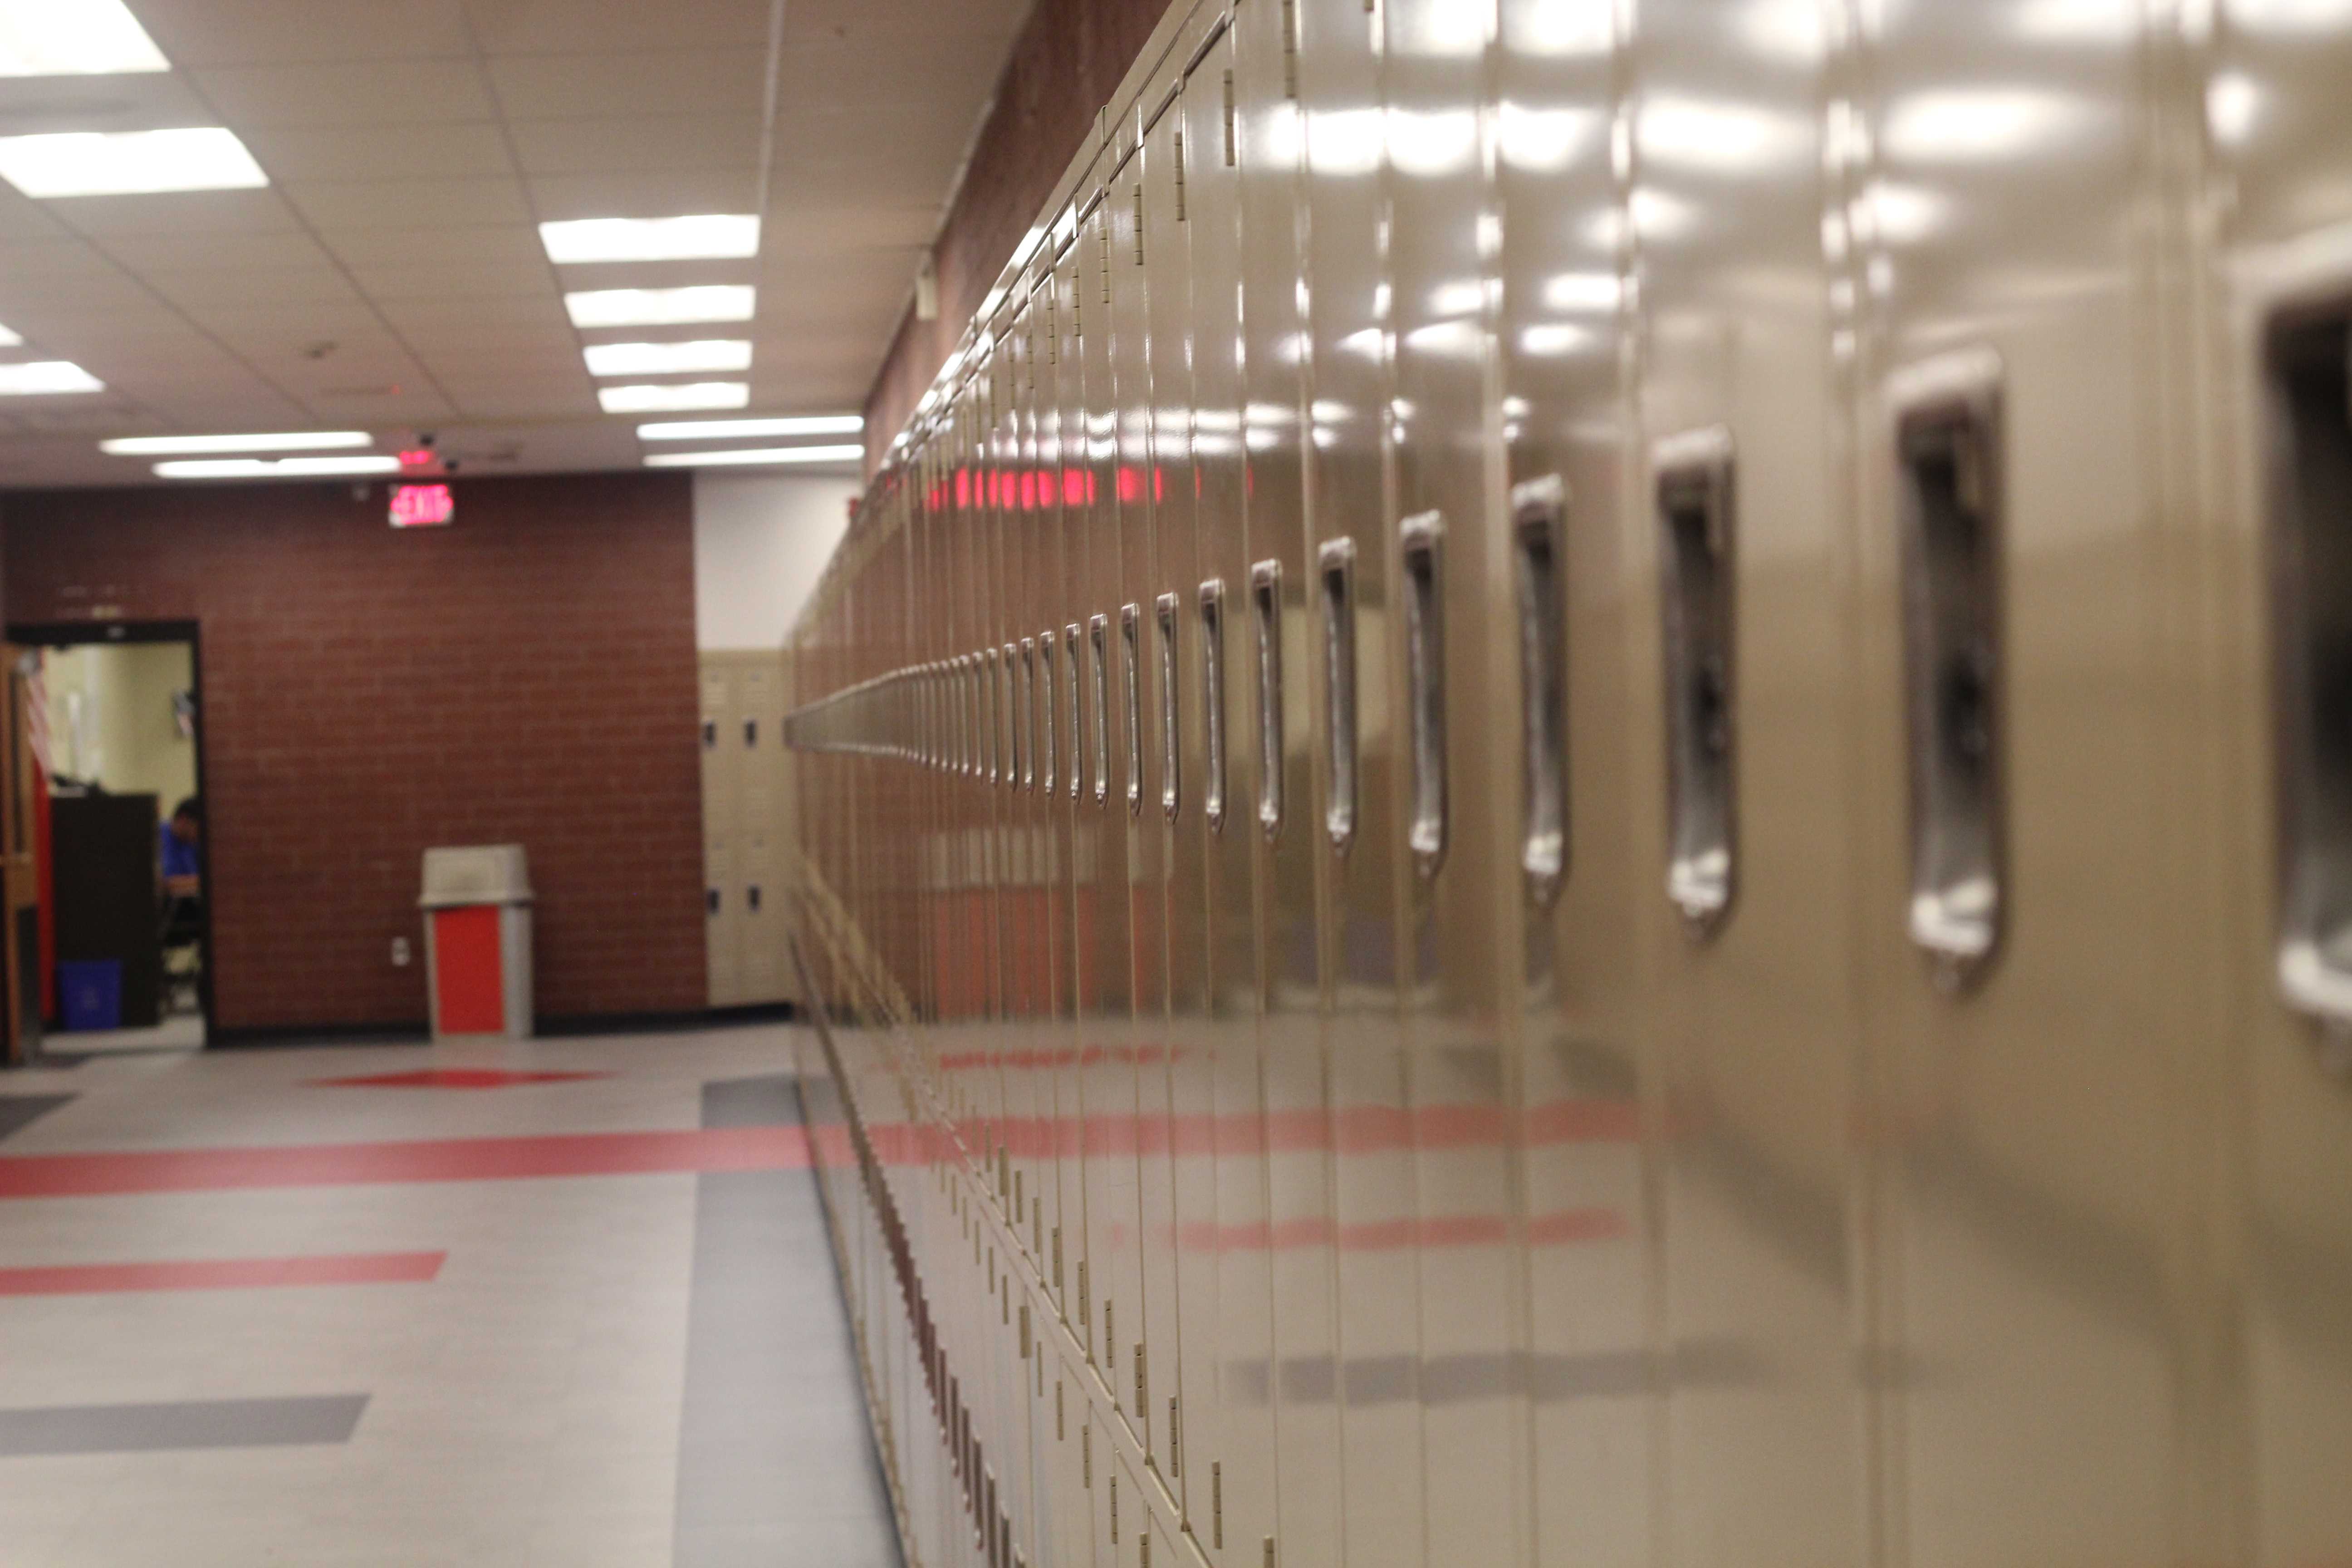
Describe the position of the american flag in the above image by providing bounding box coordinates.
[22,650,49,779]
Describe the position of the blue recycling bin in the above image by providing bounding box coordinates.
[58,960,123,1032]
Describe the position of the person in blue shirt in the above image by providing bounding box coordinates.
[160,796,201,899]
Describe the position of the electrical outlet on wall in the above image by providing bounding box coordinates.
[391,936,411,968]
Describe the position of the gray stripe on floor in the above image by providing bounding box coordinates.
[0,1394,368,1457]
[0,1095,74,1142]
[676,1074,903,1568]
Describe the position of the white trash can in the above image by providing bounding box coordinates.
[420,845,534,1041]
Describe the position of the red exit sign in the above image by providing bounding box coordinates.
[389,484,455,528]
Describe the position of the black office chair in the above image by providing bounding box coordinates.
[158,892,202,1015]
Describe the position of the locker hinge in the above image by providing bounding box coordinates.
[1083,1424,1093,1488]
[1105,1302,1116,1387]
[1057,1380,1066,1442]
[1053,1226,1064,1292]
[1110,1472,1119,1543]
[1167,1396,1179,1476]
[1100,220,1112,304]
[1135,1343,1147,1428]
[1142,1532,1151,1568]
[1174,128,1186,222]
[1133,183,1144,264]
[1264,1537,1277,1568]
[1223,70,1235,165]
[1212,1462,1223,1548]
[1078,1260,1089,1339]
[1281,0,1298,97]
[1019,1303,1031,1360]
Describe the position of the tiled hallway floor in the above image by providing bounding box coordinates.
[0,1026,902,1568]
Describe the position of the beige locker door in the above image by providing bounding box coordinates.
[740,851,783,1001]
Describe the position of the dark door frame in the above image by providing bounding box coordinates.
[8,619,215,1044]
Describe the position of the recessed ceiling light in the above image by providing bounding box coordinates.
[153,455,402,480]
[564,286,756,328]
[0,127,267,197]
[637,414,863,441]
[582,340,752,377]
[101,431,372,456]
[0,0,170,78]
[643,444,865,468]
[539,215,759,265]
[598,381,749,414]
[0,360,101,394]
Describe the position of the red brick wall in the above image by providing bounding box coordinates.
[3,473,705,1034]
[864,0,1174,468]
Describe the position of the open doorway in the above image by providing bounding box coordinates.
[10,622,211,1055]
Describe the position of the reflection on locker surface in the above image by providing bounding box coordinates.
[776,0,2352,1565]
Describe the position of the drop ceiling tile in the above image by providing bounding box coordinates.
[128,0,475,66]
[281,177,534,230]
[439,385,601,421]
[96,229,338,273]
[0,272,169,316]
[783,0,1029,34]
[759,206,936,254]
[524,169,756,220]
[57,189,306,238]
[0,188,65,243]
[393,321,579,357]
[0,240,118,283]
[377,294,571,332]
[294,385,458,421]
[191,60,497,126]
[143,265,363,309]
[544,260,758,294]
[236,121,515,182]
[485,49,766,120]
[344,258,554,301]
[317,224,546,271]
[466,0,771,54]
[179,299,389,343]
[506,115,760,177]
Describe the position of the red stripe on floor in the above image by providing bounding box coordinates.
[0,1126,811,1199]
[307,1069,611,1089]
[0,1251,447,1296]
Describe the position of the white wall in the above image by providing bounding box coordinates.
[693,472,858,651]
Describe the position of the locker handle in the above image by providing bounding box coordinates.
[1037,630,1057,797]
[1122,603,1145,817]
[1401,510,1447,877]
[957,654,975,779]
[1895,349,2006,988]
[1200,577,1228,833]
[1156,592,1181,819]
[1319,537,1359,852]
[1655,427,1737,934]
[1004,641,1024,791]
[1065,623,1085,801]
[702,719,716,749]
[742,718,756,747]
[1252,559,1284,838]
[1514,475,1569,906]
[1088,615,1111,806]
[706,887,720,915]
[996,644,1014,789]
[1019,636,1039,791]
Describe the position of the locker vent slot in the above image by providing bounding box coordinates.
[1200,577,1228,832]
[1122,603,1145,817]
[1513,475,1569,905]
[1252,559,1285,837]
[1655,428,1736,933]
[1401,510,1447,877]
[1088,617,1111,806]
[1895,349,2005,988]
[1066,624,1085,800]
[1318,537,1360,852]
[1156,592,1181,819]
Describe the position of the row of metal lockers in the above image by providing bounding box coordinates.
[699,651,795,1009]
[781,0,2352,1566]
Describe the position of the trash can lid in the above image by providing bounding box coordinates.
[420,844,534,907]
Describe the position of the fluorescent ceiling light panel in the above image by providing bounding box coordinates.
[582,339,752,377]
[0,359,101,394]
[0,0,171,78]
[637,414,864,441]
[564,285,755,328]
[101,430,372,456]
[154,455,402,480]
[644,444,865,468]
[0,127,267,197]
[539,215,759,265]
[598,381,750,414]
